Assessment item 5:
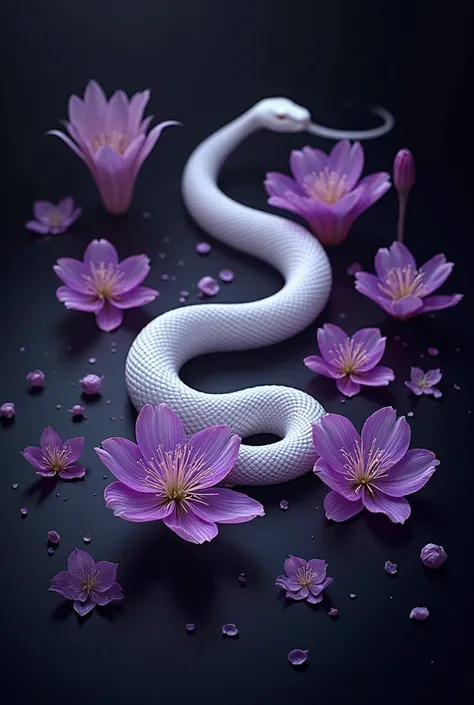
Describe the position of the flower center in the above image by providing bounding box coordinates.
[92,129,127,154]
[332,339,368,375]
[296,565,316,587]
[82,262,124,299]
[378,266,425,301]
[81,568,100,595]
[139,443,213,507]
[43,445,72,472]
[48,211,65,228]
[302,168,350,205]
[341,439,390,493]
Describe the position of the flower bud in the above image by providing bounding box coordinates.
[0,402,16,418]
[27,369,46,388]
[420,543,447,569]
[80,374,103,395]
[394,149,415,194]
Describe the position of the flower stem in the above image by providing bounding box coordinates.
[397,193,407,242]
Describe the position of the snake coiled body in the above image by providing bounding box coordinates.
[126,98,393,485]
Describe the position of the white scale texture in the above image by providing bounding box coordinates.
[126,102,333,485]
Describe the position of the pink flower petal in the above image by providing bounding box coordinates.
[96,438,149,492]
[104,481,174,522]
[95,302,124,332]
[22,445,49,471]
[163,505,218,544]
[189,488,264,524]
[324,491,364,521]
[46,129,88,163]
[138,120,181,165]
[62,437,84,463]
[351,328,386,371]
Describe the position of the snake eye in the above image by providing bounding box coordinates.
[275,113,286,120]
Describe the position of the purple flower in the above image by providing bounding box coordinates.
[410,607,429,621]
[26,369,45,388]
[275,555,333,604]
[304,324,394,398]
[25,198,81,235]
[96,403,265,544]
[264,140,390,245]
[47,80,179,215]
[394,149,415,194]
[54,239,158,332]
[198,276,220,297]
[0,402,15,418]
[49,548,123,616]
[22,427,85,479]
[80,374,103,395]
[312,407,439,524]
[355,241,462,320]
[420,543,447,569]
[405,368,442,398]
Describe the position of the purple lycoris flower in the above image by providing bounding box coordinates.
[0,402,15,418]
[405,367,442,398]
[355,241,462,320]
[312,407,439,524]
[49,548,123,616]
[96,403,265,544]
[47,80,179,215]
[54,239,159,332]
[22,427,85,479]
[304,324,395,397]
[264,140,391,245]
[25,198,82,235]
[80,374,103,395]
[420,543,447,569]
[275,555,333,603]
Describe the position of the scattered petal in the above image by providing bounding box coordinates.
[410,607,429,621]
[198,276,220,296]
[196,242,211,254]
[48,530,61,544]
[20,507,28,517]
[427,347,439,356]
[346,262,362,276]
[80,374,103,395]
[0,402,15,418]
[279,500,289,511]
[328,608,339,618]
[27,369,46,388]
[384,560,398,575]
[219,269,234,282]
[185,623,195,633]
[83,535,92,544]
[420,543,447,569]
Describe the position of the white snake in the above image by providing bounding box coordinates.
[126,98,394,485]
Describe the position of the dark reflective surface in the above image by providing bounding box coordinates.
[2,1,473,704]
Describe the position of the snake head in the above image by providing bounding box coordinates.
[253,98,311,133]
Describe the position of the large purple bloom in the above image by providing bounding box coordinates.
[355,241,462,320]
[54,238,158,332]
[47,80,179,215]
[96,404,265,544]
[264,140,390,245]
[49,548,123,617]
[22,426,85,479]
[25,198,81,235]
[312,407,439,524]
[304,323,394,397]
[275,555,333,604]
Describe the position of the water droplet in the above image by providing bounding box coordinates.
[48,530,60,544]
[238,573,247,586]
[196,242,211,255]
[279,500,289,511]
[20,346,26,352]
[63,497,67,502]
[185,623,195,633]
[454,384,461,390]
[340,398,346,404]
[407,411,414,418]
[70,382,75,387]
[56,405,62,410]
[178,260,185,266]
[47,547,55,556]
[338,312,346,319]
[12,483,18,490]
[119,416,124,421]
[89,357,96,364]
[103,475,108,480]
[20,507,28,517]
[222,623,239,637]
[142,211,151,219]
[160,273,169,280]
[349,593,356,599]
[111,416,116,421]
[310,535,314,539]
[112,349,117,354]
[106,400,111,405]
[428,347,439,357]
[93,493,97,497]
[288,649,308,666]
[56,492,60,498]
[83,535,91,544]
[159,252,166,259]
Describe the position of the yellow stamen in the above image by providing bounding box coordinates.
[378,266,425,301]
[296,565,316,587]
[43,445,72,472]
[341,439,390,493]
[82,262,124,300]
[92,129,127,154]
[303,168,349,205]
[332,338,368,375]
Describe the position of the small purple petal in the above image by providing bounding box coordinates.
[384,560,398,575]
[288,649,308,666]
[328,608,339,618]
[80,374,103,394]
[323,492,364,522]
[279,499,289,511]
[69,405,85,417]
[196,242,212,254]
[48,530,61,544]
[20,507,28,517]
[185,623,195,633]
[427,347,439,357]
[219,269,234,282]
[420,543,447,569]
[198,276,220,296]
[96,301,124,332]
[0,402,16,418]
[27,369,46,387]
[222,623,239,637]
[346,262,362,276]
[410,607,429,621]
[74,599,96,617]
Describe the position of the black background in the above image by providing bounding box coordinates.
[2,1,473,704]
